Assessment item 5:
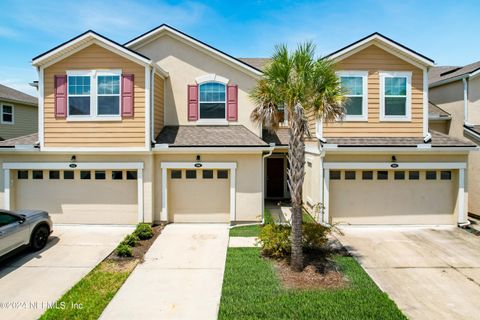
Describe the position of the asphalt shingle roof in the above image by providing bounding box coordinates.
[0,133,38,147]
[238,58,270,71]
[0,84,37,106]
[155,125,268,147]
[324,131,474,147]
[262,128,289,146]
[430,61,480,86]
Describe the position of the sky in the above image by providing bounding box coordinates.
[0,0,479,97]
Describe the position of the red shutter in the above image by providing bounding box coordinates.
[227,84,238,121]
[54,75,67,118]
[121,74,134,117]
[188,84,198,121]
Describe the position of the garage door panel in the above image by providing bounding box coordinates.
[14,170,138,225]
[168,169,230,223]
[330,170,457,225]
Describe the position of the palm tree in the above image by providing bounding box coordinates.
[251,42,345,272]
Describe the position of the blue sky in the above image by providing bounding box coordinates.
[0,0,479,96]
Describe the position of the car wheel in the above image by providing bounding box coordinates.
[30,225,50,251]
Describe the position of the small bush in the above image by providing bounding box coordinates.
[134,223,154,240]
[258,221,332,258]
[116,243,133,257]
[258,224,291,259]
[302,223,330,250]
[122,234,139,247]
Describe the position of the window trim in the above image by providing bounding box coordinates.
[379,71,412,122]
[66,69,122,121]
[337,71,368,121]
[197,80,228,124]
[1,104,14,124]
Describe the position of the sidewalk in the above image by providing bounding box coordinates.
[100,224,229,320]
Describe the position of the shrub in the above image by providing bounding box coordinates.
[122,234,139,247]
[302,223,330,250]
[134,223,154,240]
[116,243,133,257]
[258,223,291,259]
[258,221,333,259]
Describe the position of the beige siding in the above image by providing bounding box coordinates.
[324,44,424,137]
[0,102,37,139]
[43,44,146,147]
[132,34,262,136]
[429,81,464,137]
[468,76,480,125]
[153,73,165,137]
[429,120,450,134]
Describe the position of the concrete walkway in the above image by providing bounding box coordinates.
[338,226,480,320]
[0,225,132,320]
[101,224,229,320]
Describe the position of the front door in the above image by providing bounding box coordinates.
[266,158,284,198]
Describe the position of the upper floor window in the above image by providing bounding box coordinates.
[1,104,14,124]
[199,82,226,119]
[380,71,411,121]
[67,70,121,120]
[337,71,368,121]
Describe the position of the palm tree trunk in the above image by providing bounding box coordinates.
[287,106,306,272]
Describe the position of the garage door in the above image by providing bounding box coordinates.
[329,169,457,225]
[168,169,230,223]
[14,169,138,225]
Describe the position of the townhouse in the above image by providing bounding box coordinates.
[0,25,474,226]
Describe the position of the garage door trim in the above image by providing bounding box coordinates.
[322,161,467,225]
[3,162,144,223]
[160,162,237,222]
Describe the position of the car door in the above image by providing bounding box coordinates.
[0,212,29,256]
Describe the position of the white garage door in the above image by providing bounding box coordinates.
[14,169,138,225]
[329,169,457,225]
[168,169,230,223]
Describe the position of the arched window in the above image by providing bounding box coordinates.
[199,82,226,119]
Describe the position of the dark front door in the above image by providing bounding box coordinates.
[267,158,284,198]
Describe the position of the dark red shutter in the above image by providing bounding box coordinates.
[121,74,134,117]
[54,75,67,118]
[188,84,199,121]
[227,84,238,121]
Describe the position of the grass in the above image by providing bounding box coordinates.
[39,260,137,320]
[229,209,274,237]
[219,248,406,320]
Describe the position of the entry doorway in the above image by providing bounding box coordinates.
[266,157,286,198]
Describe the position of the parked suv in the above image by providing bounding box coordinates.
[0,210,52,257]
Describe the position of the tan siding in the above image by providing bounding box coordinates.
[0,102,37,139]
[43,44,146,147]
[153,73,164,137]
[323,44,424,137]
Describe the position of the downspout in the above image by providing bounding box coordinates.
[150,67,156,144]
[229,143,275,229]
[463,78,474,128]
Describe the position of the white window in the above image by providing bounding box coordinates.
[380,71,411,121]
[337,71,368,121]
[199,82,226,120]
[67,70,121,121]
[1,104,14,124]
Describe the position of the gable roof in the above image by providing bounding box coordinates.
[429,61,480,87]
[124,24,263,76]
[0,133,38,147]
[32,30,152,68]
[326,32,435,68]
[0,84,37,106]
[428,101,451,120]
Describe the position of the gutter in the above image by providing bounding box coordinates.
[321,145,476,153]
[152,145,273,153]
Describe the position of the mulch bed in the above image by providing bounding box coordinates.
[271,239,350,290]
[108,224,165,262]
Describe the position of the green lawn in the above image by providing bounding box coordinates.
[219,248,406,320]
[229,209,274,237]
[39,260,136,320]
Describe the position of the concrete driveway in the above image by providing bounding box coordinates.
[0,225,133,320]
[338,226,480,320]
[100,224,229,320]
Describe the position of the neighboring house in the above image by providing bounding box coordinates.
[0,26,475,226]
[0,84,37,140]
[429,61,480,217]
